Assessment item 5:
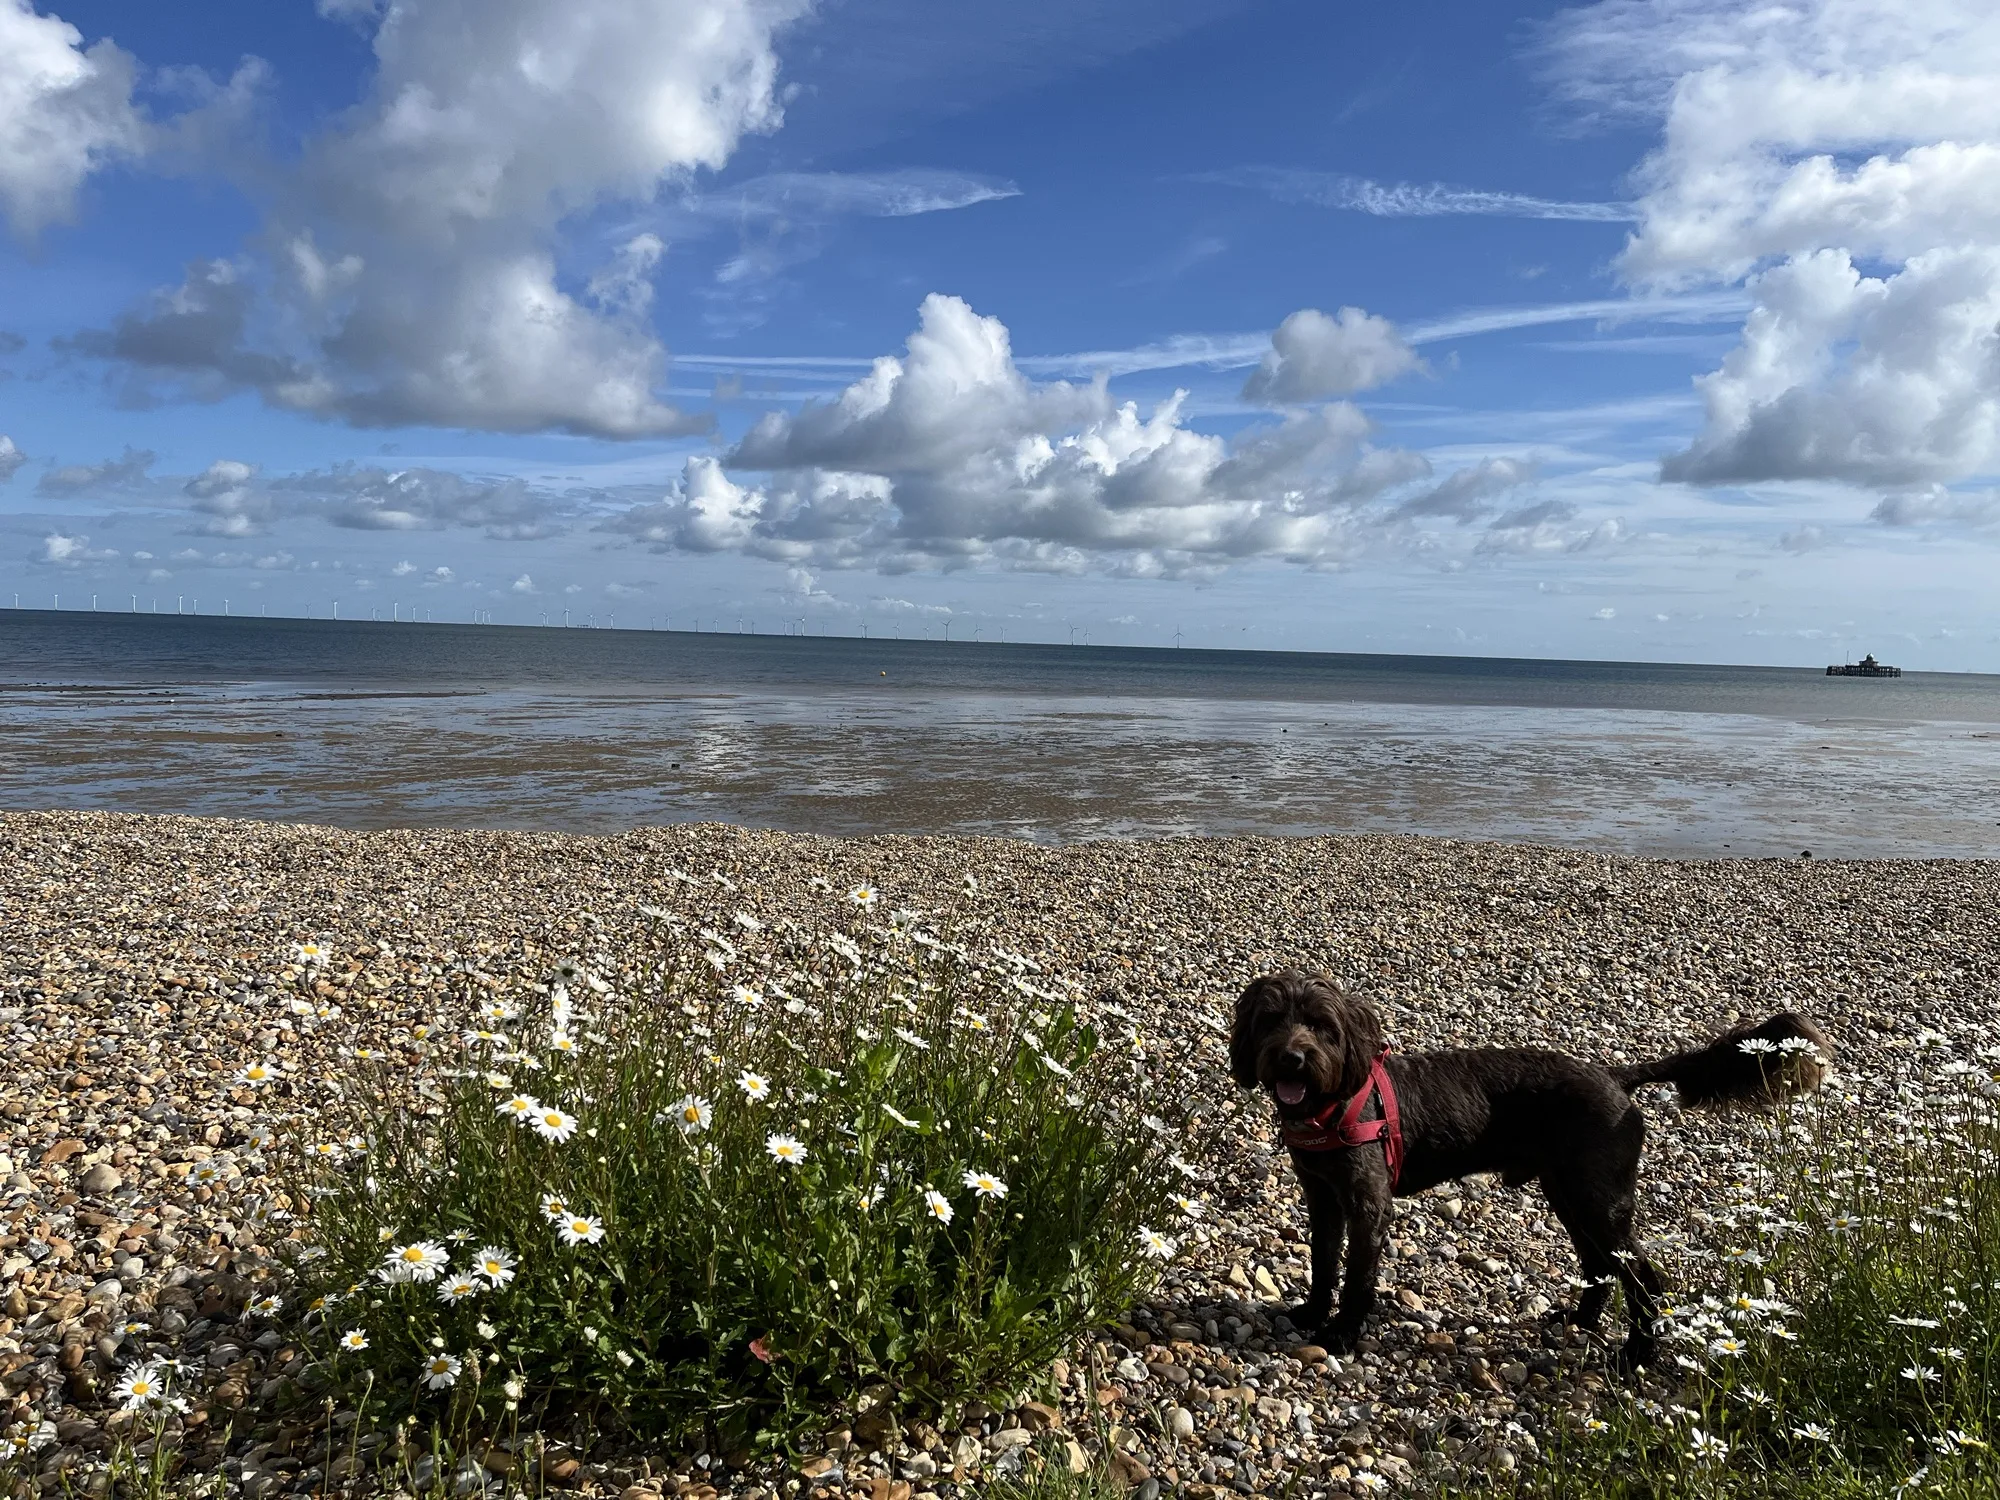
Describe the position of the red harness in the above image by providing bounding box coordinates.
[1278,1050,1404,1188]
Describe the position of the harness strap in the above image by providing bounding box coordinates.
[1279,1050,1403,1188]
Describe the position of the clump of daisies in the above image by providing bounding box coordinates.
[1517,1023,2000,1498]
[290,894,1199,1455]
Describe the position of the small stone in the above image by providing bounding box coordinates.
[1253,1266,1284,1300]
[985,1428,1032,1454]
[80,1165,122,1195]
[1016,1401,1061,1433]
[1166,1406,1196,1440]
[1255,1396,1293,1426]
[1293,1344,1328,1364]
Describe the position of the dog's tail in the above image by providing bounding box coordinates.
[1612,1012,1833,1110]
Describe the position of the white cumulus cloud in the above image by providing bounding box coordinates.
[0,0,145,241]
[86,0,812,436]
[1241,306,1421,404]
[0,434,25,483]
[603,295,1548,575]
[184,458,269,536]
[1550,0,2000,488]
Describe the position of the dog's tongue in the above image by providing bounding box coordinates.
[1274,1081,1308,1106]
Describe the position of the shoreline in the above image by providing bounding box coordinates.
[3,810,1996,1495]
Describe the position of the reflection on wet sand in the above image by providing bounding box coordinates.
[4,682,1997,857]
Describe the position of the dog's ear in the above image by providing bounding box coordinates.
[1229,978,1273,1089]
[1334,987,1384,1097]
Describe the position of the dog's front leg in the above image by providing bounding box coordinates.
[1321,1175,1389,1354]
[1290,1158,1345,1332]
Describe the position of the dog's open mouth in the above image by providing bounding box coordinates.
[1271,1080,1308,1106]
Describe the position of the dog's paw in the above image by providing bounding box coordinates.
[1285,1302,1330,1332]
[1315,1322,1361,1357]
[1547,1299,1606,1332]
[1614,1335,1658,1376]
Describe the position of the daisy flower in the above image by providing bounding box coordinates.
[496,1094,541,1123]
[436,1276,481,1303]
[531,1106,579,1143]
[1791,1423,1835,1443]
[766,1134,808,1167]
[962,1169,1008,1199]
[539,1192,570,1222]
[338,1330,369,1353]
[847,884,878,907]
[191,1163,226,1187]
[419,1353,462,1390]
[732,985,763,1007]
[246,1295,282,1318]
[1688,1429,1729,1463]
[1174,1195,1204,1219]
[670,1095,712,1135]
[237,1060,278,1087]
[1137,1227,1177,1260]
[382,1240,449,1282]
[113,1362,171,1410]
[922,1188,954,1224]
[738,1071,773,1103]
[893,1027,932,1051]
[549,1031,580,1055]
[472,1246,517,1286]
[292,940,329,967]
[556,1214,605,1247]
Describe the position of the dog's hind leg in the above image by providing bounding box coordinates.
[1543,1108,1661,1371]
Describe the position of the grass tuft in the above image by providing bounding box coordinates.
[1503,1032,2000,1498]
[284,900,1195,1458]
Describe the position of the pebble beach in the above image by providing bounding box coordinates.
[3,808,1996,1498]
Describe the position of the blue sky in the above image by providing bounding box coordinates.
[3,0,1998,666]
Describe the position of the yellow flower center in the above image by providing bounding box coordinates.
[401,1248,424,1262]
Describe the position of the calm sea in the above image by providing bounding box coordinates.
[3,610,1997,856]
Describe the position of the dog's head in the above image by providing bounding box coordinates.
[1229,969,1382,1116]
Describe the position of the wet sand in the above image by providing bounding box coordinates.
[4,681,1999,856]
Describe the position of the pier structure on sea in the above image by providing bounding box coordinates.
[1826,654,1901,677]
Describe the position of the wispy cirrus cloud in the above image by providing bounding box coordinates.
[1007,292,1751,380]
[682,168,1020,222]
[1193,166,1636,222]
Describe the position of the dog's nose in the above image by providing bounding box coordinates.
[1282,1047,1307,1071]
